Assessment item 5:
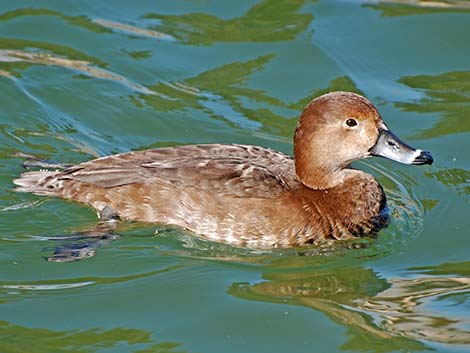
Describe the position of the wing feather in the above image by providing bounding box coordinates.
[56,144,295,198]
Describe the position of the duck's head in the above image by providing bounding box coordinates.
[294,91,433,189]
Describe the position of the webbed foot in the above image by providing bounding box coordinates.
[99,206,120,221]
[46,233,120,262]
[42,221,120,262]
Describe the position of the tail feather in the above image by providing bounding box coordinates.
[14,171,62,195]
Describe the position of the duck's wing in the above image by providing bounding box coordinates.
[76,144,292,174]
[57,145,294,198]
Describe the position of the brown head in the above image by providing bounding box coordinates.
[294,91,433,189]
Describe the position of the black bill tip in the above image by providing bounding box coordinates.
[412,150,433,165]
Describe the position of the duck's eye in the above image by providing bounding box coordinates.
[345,118,358,127]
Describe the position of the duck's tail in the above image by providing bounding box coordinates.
[14,170,63,196]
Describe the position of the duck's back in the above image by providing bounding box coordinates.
[69,144,296,191]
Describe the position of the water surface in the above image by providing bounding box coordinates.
[0,1,469,352]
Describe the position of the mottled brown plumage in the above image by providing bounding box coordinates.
[14,91,433,248]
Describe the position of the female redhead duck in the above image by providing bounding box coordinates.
[14,92,433,248]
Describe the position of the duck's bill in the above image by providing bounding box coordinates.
[370,128,433,165]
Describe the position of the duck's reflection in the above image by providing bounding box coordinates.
[228,261,470,350]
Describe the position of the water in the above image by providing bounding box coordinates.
[0,1,469,352]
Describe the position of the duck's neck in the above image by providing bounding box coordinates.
[294,152,355,190]
[293,126,354,189]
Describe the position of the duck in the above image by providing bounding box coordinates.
[14,91,433,248]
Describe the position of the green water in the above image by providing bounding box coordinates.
[0,1,469,352]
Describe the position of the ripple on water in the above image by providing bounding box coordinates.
[364,161,424,250]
